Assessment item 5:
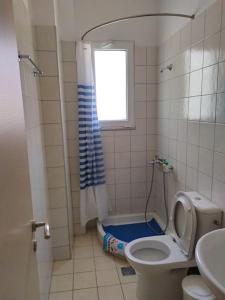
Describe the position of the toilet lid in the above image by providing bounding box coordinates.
[170,192,197,258]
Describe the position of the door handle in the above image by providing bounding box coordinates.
[32,220,51,239]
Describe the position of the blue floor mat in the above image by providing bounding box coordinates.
[103,218,164,243]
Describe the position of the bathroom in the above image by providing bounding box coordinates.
[0,0,225,299]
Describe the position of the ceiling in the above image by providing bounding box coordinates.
[32,0,216,45]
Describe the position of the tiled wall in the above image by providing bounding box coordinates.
[156,0,225,225]
[61,41,81,234]
[34,25,72,259]
[102,47,158,215]
[61,42,158,233]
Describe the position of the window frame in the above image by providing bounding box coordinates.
[92,41,134,130]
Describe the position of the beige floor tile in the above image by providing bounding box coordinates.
[122,283,137,300]
[52,260,73,275]
[117,267,137,284]
[74,235,92,247]
[94,255,116,270]
[98,285,124,300]
[114,257,129,268]
[96,269,120,286]
[50,274,73,292]
[74,271,97,289]
[74,246,94,258]
[49,291,73,300]
[74,258,95,273]
[73,287,98,300]
[93,243,106,257]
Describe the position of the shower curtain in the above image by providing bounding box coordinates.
[76,41,109,227]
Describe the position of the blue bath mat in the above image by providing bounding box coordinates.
[103,218,164,243]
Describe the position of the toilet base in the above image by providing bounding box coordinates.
[136,268,188,300]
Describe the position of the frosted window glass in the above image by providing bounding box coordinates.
[94,50,127,121]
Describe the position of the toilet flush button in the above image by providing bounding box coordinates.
[194,197,201,201]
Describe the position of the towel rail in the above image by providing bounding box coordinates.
[18,54,43,76]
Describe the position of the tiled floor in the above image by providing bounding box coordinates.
[49,230,137,300]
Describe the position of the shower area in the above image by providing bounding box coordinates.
[5,0,225,298]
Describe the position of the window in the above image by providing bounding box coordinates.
[93,41,134,130]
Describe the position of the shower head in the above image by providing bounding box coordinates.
[160,64,173,73]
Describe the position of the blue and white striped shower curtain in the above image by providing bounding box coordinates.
[76,42,109,227]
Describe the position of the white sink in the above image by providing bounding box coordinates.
[196,228,225,300]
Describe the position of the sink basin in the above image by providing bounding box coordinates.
[196,228,225,300]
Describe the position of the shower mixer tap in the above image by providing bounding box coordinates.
[148,155,173,173]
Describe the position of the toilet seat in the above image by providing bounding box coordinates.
[170,192,197,259]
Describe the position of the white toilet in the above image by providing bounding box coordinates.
[125,191,222,300]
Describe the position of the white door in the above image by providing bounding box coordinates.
[0,1,40,299]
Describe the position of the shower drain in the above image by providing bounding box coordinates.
[121,266,136,276]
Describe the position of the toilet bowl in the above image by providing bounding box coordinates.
[125,191,222,300]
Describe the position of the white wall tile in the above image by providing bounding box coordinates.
[63,62,77,82]
[131,151,147,167]
[39,77,60,100]
[216,93,225,123]
[135,84,146,101]
[131,167,146,183]
[177,141,187,163]
[189,70,202,96]
[219,28,225,61]
[187,144,199,168]
[191,41,204,71]
[186,167,198,190]
[115,152,130,168]
[47,167,66,188]
[203,32,220,67]
[51,208,68,228]
[198,147,214,176]
[215,123,225,152]
[46,146,64,167]
[135,47,146,65]
[217,61,225,92]
[42,101,61,123]
[115,184,131,199]
[131,135,146,151]
[198,172,212,199]
[200,94,216,122]
[44,124,63,146]
[35,26,56,51]
[212,178,225,210]
[102,136,115,153]
[49,188,67,208]
[104,152,115,169]
[188,97,201,121]
[37,51,58,76]
[147,66,157,83]
[115,168,130,184]
[199,122,215,149]
[202,64,218,95]
[147,47,157,66]
[135,66,146,83]
[213,151,225,182]
[187,121,200,145]
[62,41,76,61]
[115,136,130,152]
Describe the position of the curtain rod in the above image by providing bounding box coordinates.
[81,13,195,41]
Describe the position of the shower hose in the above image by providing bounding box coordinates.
[144,162,169,235]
